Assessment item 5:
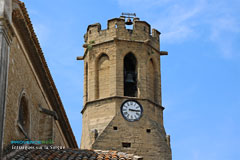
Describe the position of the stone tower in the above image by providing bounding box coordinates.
[78,16,172,160]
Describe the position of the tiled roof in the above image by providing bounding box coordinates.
[3,144,142,160]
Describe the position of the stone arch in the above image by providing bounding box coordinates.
[147,58,158,102]
[122,51,139,60]
[124,52,138,97]
[96,53,110,99]
[17,90,30,139]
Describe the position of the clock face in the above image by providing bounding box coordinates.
[121,100,143,122]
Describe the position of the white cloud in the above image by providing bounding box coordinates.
[117,0,240,58]
[155,2,204,43]
[207,15,240,58]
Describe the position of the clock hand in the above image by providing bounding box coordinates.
[129,109,141,112]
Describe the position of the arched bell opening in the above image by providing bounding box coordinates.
[124,53,137,97]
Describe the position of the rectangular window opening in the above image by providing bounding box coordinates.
[122,142,131,148]
[113,126,118,130]
[146,129,151,133]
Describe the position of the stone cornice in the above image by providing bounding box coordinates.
[81,96,165,114]
[77,38,167,61]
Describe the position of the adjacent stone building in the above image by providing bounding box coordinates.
[77,16,172,160]
[0,0,77,158]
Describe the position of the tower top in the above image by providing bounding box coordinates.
[84,16,161,50]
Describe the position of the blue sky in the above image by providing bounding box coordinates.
[22,0,240,159]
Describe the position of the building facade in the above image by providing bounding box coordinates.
[78,17,172,160]
[0,0,78,158]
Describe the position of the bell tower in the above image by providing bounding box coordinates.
[77,14,172,160]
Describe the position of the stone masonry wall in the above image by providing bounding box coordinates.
[92,98,171,160]
[3,35,68,148]
[81,99,116,149]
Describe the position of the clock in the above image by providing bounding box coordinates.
[121,100,143,122]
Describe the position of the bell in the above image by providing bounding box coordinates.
[125,18,133,25]
[125,73,135,83]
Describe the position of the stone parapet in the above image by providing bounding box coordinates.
[84,17,160,51]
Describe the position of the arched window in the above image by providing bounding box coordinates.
[18,95,30,139]
[124,53,137,97]
[96,54,110,99]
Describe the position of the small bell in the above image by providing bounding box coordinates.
[125,73,135,83]
[125,18,133,25]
